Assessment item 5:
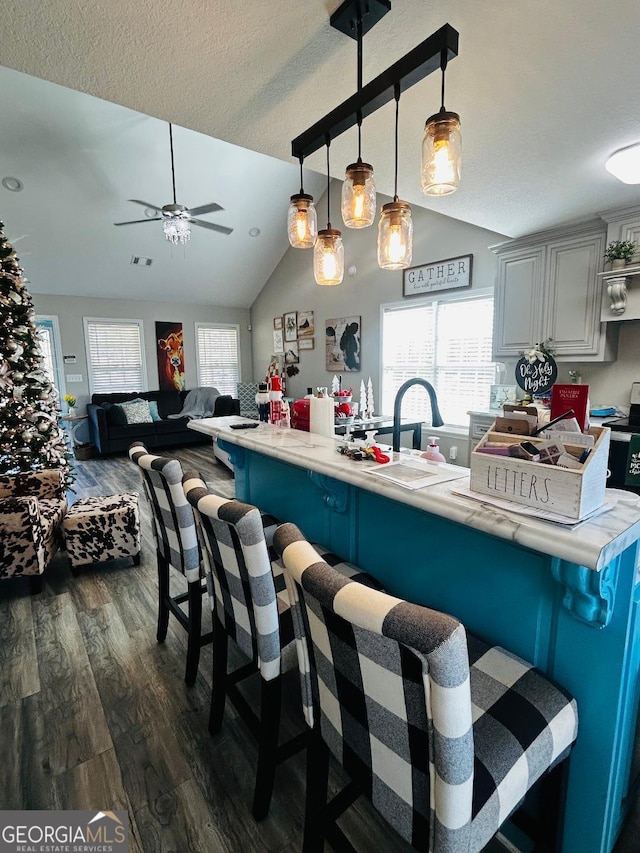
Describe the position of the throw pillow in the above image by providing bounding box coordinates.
[103,402,127,426]
[147,400,162,421]
[120,399,153,425]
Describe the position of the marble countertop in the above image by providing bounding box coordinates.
[189,417,640,572]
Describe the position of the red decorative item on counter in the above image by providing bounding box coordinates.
[269,375,283,425]
[291,399,310,431]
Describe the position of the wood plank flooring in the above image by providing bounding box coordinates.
[0,443,638,852]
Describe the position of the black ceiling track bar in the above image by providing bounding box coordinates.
[330,0,391,39]
[291,23,459,160]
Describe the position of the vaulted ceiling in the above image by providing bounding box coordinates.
[1,0,639,307]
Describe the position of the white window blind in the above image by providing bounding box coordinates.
[195,324,240,396]
[382,293,495,428]
[84,318,146,394]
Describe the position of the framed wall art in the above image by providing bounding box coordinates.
[284,311,298,342]
[284,342,300,364]
[273,316,283,330]
[325,316,361,372]
[298,337,314,350]
[297,310,314,338]
[156,321,185,391]
[272,329,284,354]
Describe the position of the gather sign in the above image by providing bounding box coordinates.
[403,254,472,297]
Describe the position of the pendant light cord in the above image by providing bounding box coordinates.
[440,50,448,111]
[393,83,400,202]
[356,13,363,164]
[169,123,177,205]
[326,135,332,229]
[298,154,305,195]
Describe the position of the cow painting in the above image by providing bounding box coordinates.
[325,316,361,372]
[156,321,186,391]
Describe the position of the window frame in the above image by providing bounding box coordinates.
[379,287,495,429]
[83,316,147,395]
[194,322,241,396]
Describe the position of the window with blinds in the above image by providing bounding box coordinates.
[381,292,495,428]
[195,323,240,396]
[83,318,146,394]
[35,315,64,398]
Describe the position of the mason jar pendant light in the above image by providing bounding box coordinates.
[314,138,344,286]
[342,113,376,228]
[287,155,318,248]
[378,85,413,270]
[421,50,462,196]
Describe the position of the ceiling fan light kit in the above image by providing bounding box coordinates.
[113,123,233,242]
[289,0,460,281]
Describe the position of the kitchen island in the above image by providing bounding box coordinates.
[190,416,640,853]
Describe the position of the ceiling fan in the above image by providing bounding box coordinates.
[113,123,233,244]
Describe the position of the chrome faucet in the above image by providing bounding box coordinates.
[392,378,444,452]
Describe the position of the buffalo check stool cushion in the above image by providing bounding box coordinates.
[274,523,578,853]
[62,493,141,568]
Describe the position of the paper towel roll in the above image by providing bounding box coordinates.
[309,395,335,438]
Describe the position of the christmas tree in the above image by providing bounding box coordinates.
[0,220,73,486]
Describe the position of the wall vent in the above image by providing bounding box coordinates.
[131,255,153,266]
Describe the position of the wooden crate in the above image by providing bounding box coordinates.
[469,425,610,520]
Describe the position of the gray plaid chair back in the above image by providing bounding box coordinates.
[183,472,288,681]
[274,523,579,853]
[275,522,472,849]
[128,442,200,582]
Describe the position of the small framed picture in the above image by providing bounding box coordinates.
[273,329,284,354]
[284,311,298,342]
[298,337,314,350]
[297,310,314,338]
[284,343,300,364]
[273,316,283,331]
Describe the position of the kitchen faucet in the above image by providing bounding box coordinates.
[392,378,444,452]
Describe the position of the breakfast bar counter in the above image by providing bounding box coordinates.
[189,416,640,853]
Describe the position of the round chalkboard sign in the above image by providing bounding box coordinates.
[515,353,558,395]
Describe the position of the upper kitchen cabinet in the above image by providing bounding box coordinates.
[492,219,618,361]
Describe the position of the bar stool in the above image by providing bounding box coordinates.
[183,471,382,820]
[129,442,211,685]
[275,522,579,853]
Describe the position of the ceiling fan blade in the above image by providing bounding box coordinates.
[114,218,161,226]
[127,199,163,212]
[190,218,233,235]
[188,202,223,216]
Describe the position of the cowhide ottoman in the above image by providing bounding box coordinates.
[62,493,141,574]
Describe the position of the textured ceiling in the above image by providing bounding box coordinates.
[1,0,640,305]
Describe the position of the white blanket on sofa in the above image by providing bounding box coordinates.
[168,387,220,419]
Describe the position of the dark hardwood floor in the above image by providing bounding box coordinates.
[1,443,638,852]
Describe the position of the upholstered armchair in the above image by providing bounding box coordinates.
[0,470,68,590]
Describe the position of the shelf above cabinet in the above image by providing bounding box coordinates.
[598,264,640,319]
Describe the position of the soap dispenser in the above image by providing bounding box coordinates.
[421,436,446,463]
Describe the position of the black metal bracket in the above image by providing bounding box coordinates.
[330,0,390,39]
[291,23,459,160]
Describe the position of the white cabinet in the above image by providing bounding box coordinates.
[468,410,495,445]
[492,220,618,362]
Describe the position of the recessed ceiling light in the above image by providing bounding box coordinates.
[2,176,23,192]
[605,143,640,184]
[249,227,261,237]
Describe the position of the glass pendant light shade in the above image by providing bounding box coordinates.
[341,161,376,228]
[377,201,413,270]
[287,193,317,248]
[421,108,462,196]
[314,228,344,285]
